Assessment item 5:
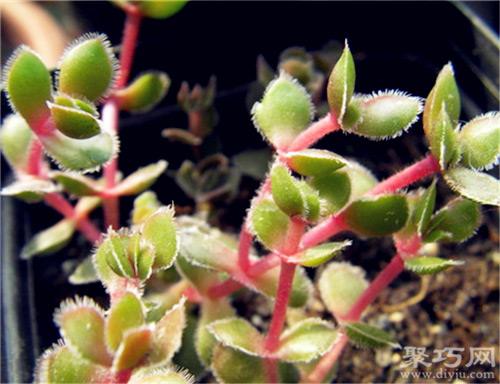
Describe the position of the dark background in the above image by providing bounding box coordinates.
[1,1,499,382]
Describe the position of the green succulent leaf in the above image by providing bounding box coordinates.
[54,297,112,365]
[58,34,116,101]
[211,344,266,384]
[175,255,222,296]
[207,317,264,356]
[117,71,170,112]
[285,241,351,267]
[1,177,59,203]
[343,91,423,140]
[275,319,338,363]
[309,171,351,215]
[112,326,153,372]
[345,322,400,349]
[131,191,161,225]
[110,160,167,196]
[405,256,464,275]
[318,262,368,319]
[69,256,99,285]
[271,163,304,217]
[136,0,188,19]
[252,72,313,149]
[327,41,355,121]
[128,367,195,384]
[196,298,235,366]
[423,64,461,168]
[50,171,102,196]
[4,46,52,125]
[412,180,437,235]
[444,166,500,206]
[0,114,35,171]
[297,180,321,222]
[424,198,481,243]
[148,297,186,364]
[48,102,101,139]
[141,206,178,270]
[250,197,290,251]
[21,219,75,259]
[459,112,500,170]
[344,194,409,237]
[35,344,105,384]
[106,291,145,352]
[42,130,117,173]
[286,149,347,177]
[53,93,99,116]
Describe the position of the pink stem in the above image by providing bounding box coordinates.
[303,333,349,384]
[368,154,440,196]
[249,253,280,277]
[238,225,253,272]
[44,193,101,243]
[208,279,243,299]
[305,254,405,383]
[102,8,142,229]
[26,139,44,176]
[287,113,340,152]
[300,213,348,250]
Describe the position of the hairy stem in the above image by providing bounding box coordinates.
[287,113,340,152]
[26,139,45,176]
[102,7,142,229]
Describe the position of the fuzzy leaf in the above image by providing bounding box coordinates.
[286,149,347,177]
[112,326,153,372]
[318,262,368,319]
[148,297,186,364]
[111,160,167,196]
[252,72,313,149]
[196,298,235,366]
[250,198,290,251]
[444,166,500,206]
[309,171,351,215]
[271,163,304,216]
[412,180,437,235]
[117,71,170,112]
[327,41,355,121]
[212,344,266,384]
[137,0,188,19]
[106,292,145,351]
[345,322,400,349]
[128,367,194,384]
[69,256,99,285]
[55,297,112,365]
[424,198,481,243]
[53,93,98,116]
[459,112,500,170]
[42,130,117,172]
[131,191,161,225]
[405,256,464,275]
[141,206,178,270]
[345,161,378,200]
[58,34,116,101]
[1,177,59,203]
[343,91,423,139]
[50,171,101,196]
[49,103,101,139]
[207,318,264,356]
[22,219,75,259]
[4,46,51,124]
[286,241,351,267]
[344,194,409,237]
[297,180,321,222]
[0,114,35,171]
[275,319,337,363]
[75,196,101,216]
[423,64,461,168]
[175,255,222,295]
[35,344,105,383]
[104,232,135,278]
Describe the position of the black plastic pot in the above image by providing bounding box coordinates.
[1,2,498,382]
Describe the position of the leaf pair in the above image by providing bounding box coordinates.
[209,317,338,383]
[328,42,423,140]
[4,35,118,172]
[94,207,178,285]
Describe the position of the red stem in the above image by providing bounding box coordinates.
[368,154,440,196]
[305,254,405,383]
[237,225,253,272]
[208,279,243,299]
[44,193,101,243]
[102,8,142,229]
[26,139,44,176]
[286,113,340,152]
[249,253,280,277]
[300,213,348,250]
